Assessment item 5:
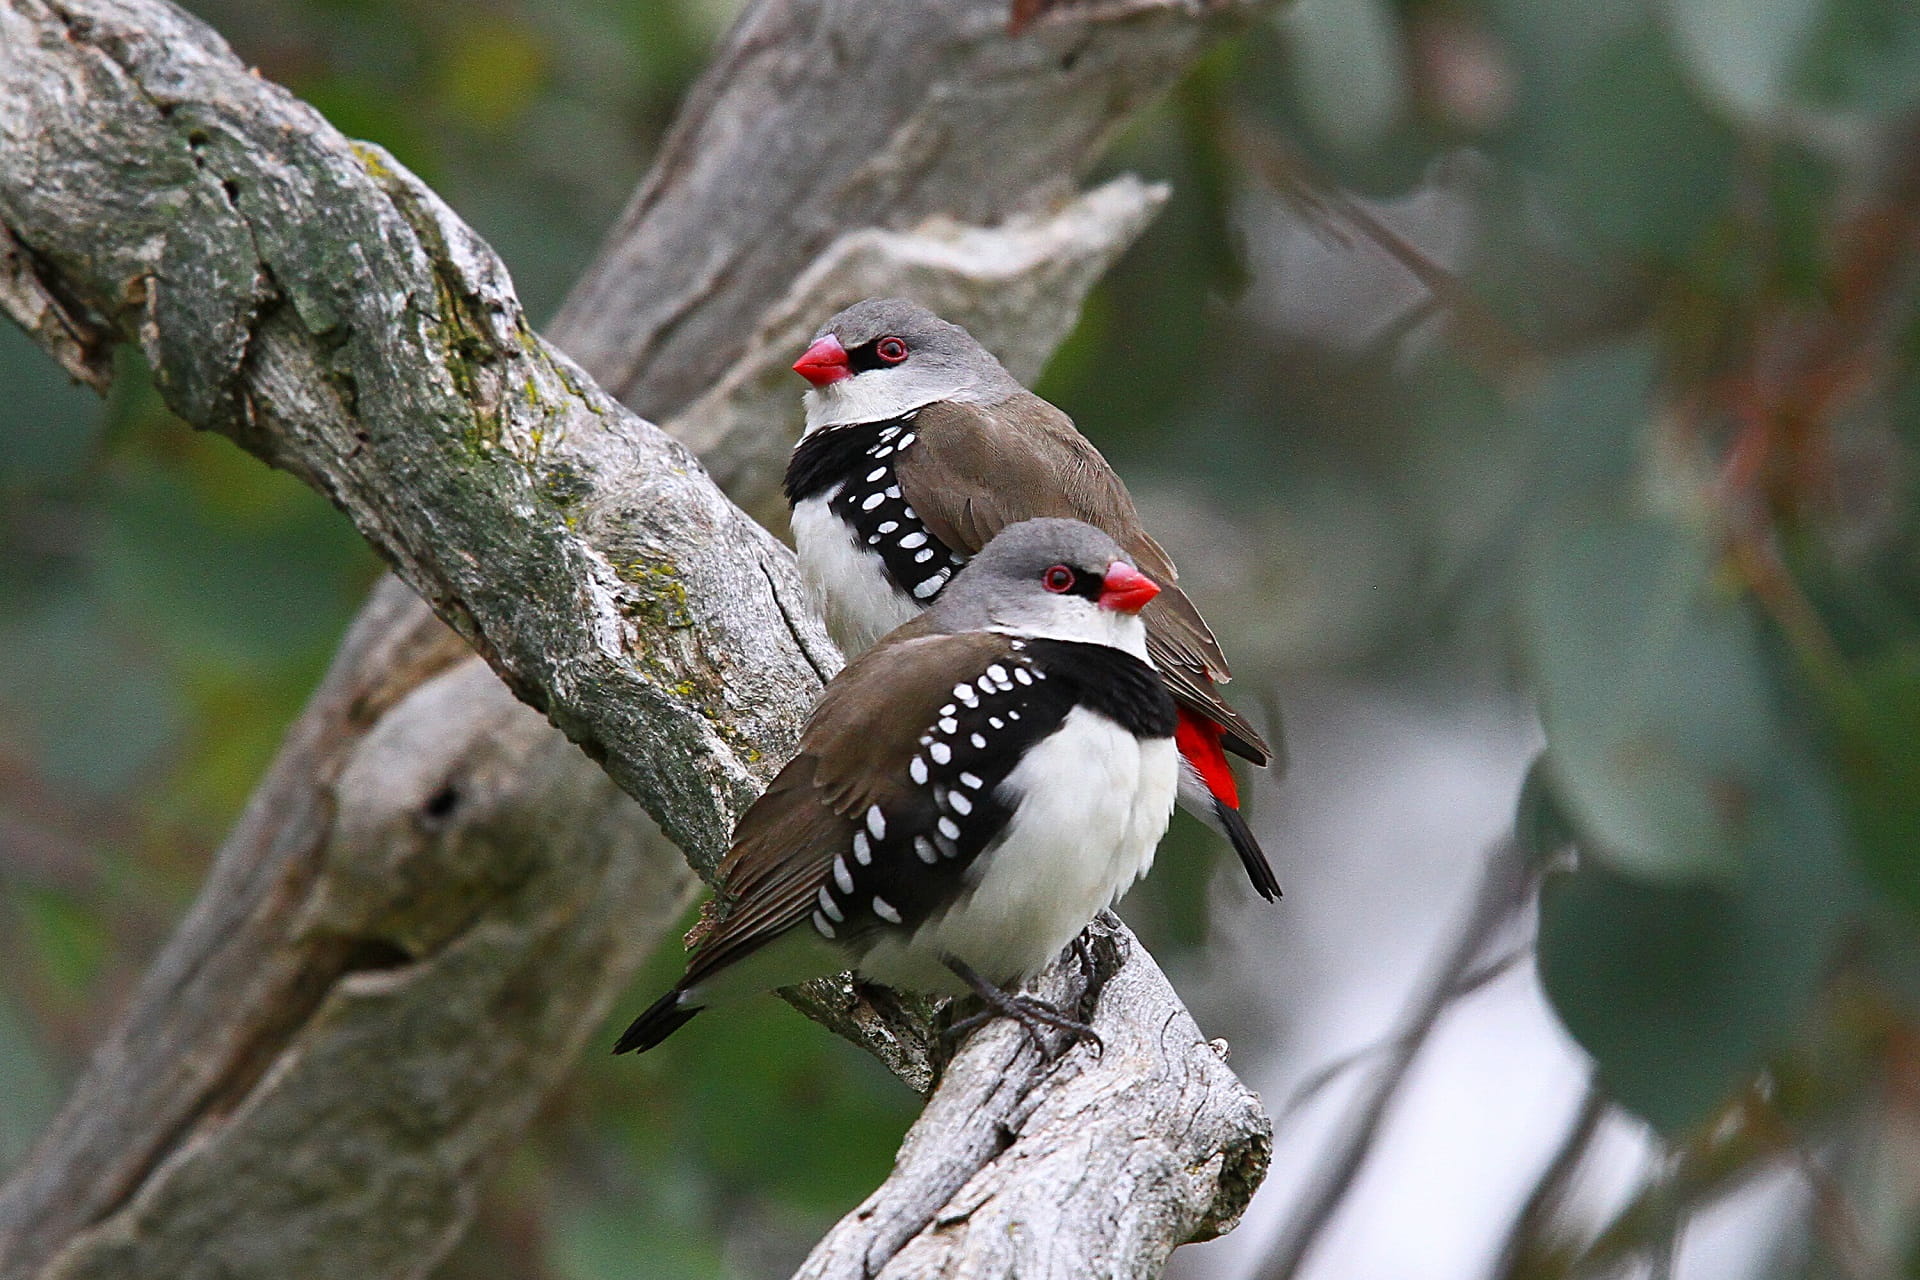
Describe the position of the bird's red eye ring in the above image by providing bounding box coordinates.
[1042,565,1075,593]
[875,336,909,364]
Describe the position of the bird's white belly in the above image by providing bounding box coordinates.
[790,492,921,656]
[859,707,1178,993]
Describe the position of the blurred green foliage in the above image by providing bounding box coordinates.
[5,0,1920,1274]
[1069,0,1920,1263]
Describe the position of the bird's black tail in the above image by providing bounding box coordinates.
[1216,798,1282,902]
[613,988,703,1054]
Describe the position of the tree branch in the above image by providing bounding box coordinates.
[0,0,1276,1274]
[0,582,699,1280]
[798,915,1270,1280]
[4,0,831,862]
[1490,1077,1609,1280]
[546,0,1271,419]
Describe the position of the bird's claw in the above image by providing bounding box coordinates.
[941,956,1103,1059]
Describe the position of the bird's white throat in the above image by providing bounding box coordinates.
[987,609,1150,662]
[802,370,993,432]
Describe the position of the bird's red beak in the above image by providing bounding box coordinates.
[793,334,851,386]
[1098,562,1160,614]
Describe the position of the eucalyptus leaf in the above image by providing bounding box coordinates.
[1832,651,1920,914]
[1792,0,1920,114]
[1664,0,1821,120]
[1524,339,1656,503]
[1490,17,1734,259]
[1525,513,1782,880]
[1276,0,1408,155]
[1516,751,1579,861]
[1537,755,1854,1134]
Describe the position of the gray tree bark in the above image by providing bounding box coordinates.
[797,915,1270,1280]
[0,0,1275,1275]
[548,0,1272,419]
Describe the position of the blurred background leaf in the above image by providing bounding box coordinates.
[1524,513,1783,882]
[1667,0,1822,120]
[1537,752,1856,1134]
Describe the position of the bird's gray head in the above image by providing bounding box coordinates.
[793,298,1023,431]
[928,518,1160,653]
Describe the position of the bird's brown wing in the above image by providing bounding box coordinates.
[685,630,1013,985]
[800,629,1013,812]
[680,756,852,987]
[897,398,1270,764]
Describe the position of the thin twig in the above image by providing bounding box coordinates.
[1648,1155,1684,1280]
[1745,1092,1894,1280]
[1226,115,1539,387]
[1253,838,1538,1280]
[1489,1077,1609,1280]
[1276,944,1531,1126]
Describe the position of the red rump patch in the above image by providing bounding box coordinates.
[1174,709,1239,808]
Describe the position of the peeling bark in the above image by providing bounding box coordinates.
[547,0,1271,420]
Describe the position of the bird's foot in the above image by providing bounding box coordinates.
[941,956,1103,1059]
[1069,930,1099,985]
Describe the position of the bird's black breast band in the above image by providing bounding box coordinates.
[785,414,969,605]
[803,639,1175,947]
